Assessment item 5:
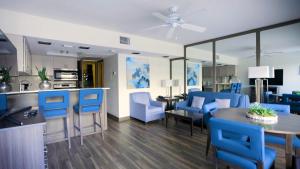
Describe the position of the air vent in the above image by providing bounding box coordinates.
[38,41,52,45]
[79,46,90,50]
[132,52,140,55]
[120,36,130,45]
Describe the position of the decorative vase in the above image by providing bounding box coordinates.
[0,82,12,93]
[39,80,51,90]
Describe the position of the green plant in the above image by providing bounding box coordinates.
[35,66,49,81]
[0,66,12,83]
[249,103,276,117]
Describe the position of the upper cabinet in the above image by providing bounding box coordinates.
[52,56,77,69]
[6,34,32,75]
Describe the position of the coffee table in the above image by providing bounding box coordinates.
[165,110,203,136]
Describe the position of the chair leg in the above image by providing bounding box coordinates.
[66,116,71,149]
[78,114,83,145]
[98,111,104,140]
[73,113,76,137]
[93,113,96,132]
[271,161,275,169]
[63,118,67,138]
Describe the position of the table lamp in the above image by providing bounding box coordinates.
[161,80,173,97]
[248,66,271,103]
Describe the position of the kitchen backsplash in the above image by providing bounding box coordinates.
[10,75,54,91]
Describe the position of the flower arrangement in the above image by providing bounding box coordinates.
[35,66,49,81]
[246,103,278,124]
[0,66,12,83]
[248,103,276,117]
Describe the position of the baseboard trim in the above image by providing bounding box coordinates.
[107,113,130,122]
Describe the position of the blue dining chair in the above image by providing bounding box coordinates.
[38,90,71,149]
[203,102,248,157]
[260,103,300,149]
[0,94,7,111]
[73,89,104,145]
[235,83,242,94]
[210,118,276,169]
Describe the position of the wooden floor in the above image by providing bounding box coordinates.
[48,117,286,169]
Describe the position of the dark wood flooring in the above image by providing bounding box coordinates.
[48,117,286,169]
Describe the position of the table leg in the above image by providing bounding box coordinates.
[190,120,193,136]
[206,127,211,158]
[165,114,168,128]
[286,134,293,169]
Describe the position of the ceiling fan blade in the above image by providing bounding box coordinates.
[141,24,168,32]
[181,23,206,32]
[152,12,168,21]
[166,27,175,39]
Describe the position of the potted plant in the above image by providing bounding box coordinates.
[246,103,278,124]
[0,66,12,92]
[36,66,51,90]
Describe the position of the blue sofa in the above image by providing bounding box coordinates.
[176,91,250,114]
[130,92,165,123]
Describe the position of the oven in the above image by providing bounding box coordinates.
[53,68,78,81]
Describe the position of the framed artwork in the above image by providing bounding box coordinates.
[187,62,200,86]
[126,57,150,89]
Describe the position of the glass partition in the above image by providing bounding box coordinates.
[171,59,185,97]
[186,42,213,93]
[261,23,300,102]
[216,34,256,100]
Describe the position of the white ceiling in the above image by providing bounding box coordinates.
[0,0,300,44]
[191,22,300,58]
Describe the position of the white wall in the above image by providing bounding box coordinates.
[0,9,183,57]
[261,52,300,94]
[103,55,119,117]
[117,54,170,118]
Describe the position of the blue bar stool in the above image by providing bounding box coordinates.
[73,89,104,145]
[0,94,7,111]
[38,90,71,149]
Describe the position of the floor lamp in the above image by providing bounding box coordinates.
[161,80,173,97]
[248,66,271,103]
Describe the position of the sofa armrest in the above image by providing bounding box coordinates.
[175,100,188,110]
[150,100,166,109]
[237,95,250,108]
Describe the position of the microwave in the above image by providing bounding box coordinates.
[53,68,78,81]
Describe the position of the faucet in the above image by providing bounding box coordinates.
[19,79,31,92]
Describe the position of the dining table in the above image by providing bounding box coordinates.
[211,108,300,169]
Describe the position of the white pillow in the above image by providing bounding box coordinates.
[215,99,231,108]
[191,96,205,109]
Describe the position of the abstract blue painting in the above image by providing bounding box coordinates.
[187,62,200,86]
[126,57,150,89]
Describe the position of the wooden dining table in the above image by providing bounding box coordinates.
[212,108,300,169]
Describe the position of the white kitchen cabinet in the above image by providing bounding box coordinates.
[32,54,53,76]
[6,34,32,74]
[52,56,78,69]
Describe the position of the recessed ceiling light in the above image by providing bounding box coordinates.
[132,52,141,55]
[79,46,90,50]
[162,56,169,58]
[62,44,73,48]
[38,41,52,45]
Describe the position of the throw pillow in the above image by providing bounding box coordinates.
[191,96,205,109]
[215,99,231,108]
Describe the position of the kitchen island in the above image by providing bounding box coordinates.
[4,88,109,143]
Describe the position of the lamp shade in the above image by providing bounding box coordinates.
[172,79,180,87]
[161,80,173,87]
[248,66,270,78]
[269,67,275,78]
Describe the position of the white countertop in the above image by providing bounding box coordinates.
[3,87,110,95]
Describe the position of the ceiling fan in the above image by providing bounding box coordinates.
[148,6,206,39]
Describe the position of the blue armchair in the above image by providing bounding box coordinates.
[210,118,276,169]
[282,94,300,114]
[130,92,165,123]
[260,103,300,149]
[176,91,250,114]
